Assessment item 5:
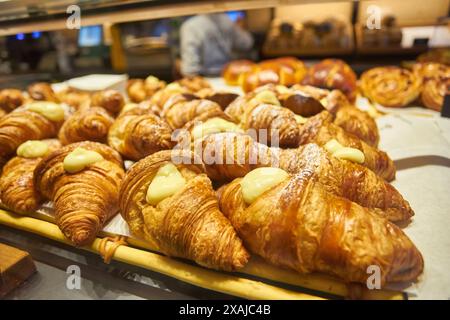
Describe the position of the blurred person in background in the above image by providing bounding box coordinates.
[180,12,253,77]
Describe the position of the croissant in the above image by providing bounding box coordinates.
[175,76,211,92]
[198,132,413,222]
[0,139,61,214]
[127,76,166,103]
[302,59,357,103]
[218,169,423,284]
[56,88,91,110]
[0,89,25,113]
[0,104,64,167]
[119,150,249,271]
[34,141,124,246]
[58,107,114,145]
[91,90,125,116]
[298,111,395,181]
[195,88,239,110]
[413,62,450,111]
[290,85,380,147]
[225,97,300,148]
[360,66,422,108]
[127,79,147,103]
[163,97,224,130]
[108,108,174,161]
[28,82,59,102]
[150,83,192,108]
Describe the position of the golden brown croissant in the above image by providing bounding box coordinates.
[290,85,380,147]
[163,97,223,130]
[413,62,450,111]
[119,149,249,271]
[175,76,211,92]
[196,132,275,181]
[126,76,166,103]
[56,88,91,110]
[34,141,124,246]
[360,66,422,108]
[28,82,59,102]
[195,88,239,110]
[91,90,125,116]
[218,169,423,284]
[0,104,64,167]
[226,97,301,148]
[0,139,61,214]
[198,132,413,222]
[0,89,25,113]
[108,108,174,161]
[58,107,114,145]
[150,83,192,109]
[127,79,147,103]
[298,111,395,181]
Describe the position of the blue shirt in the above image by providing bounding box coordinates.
[180,13,254,76]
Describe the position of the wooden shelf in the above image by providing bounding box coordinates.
[0,0,353,37]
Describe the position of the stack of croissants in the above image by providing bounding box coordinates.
[0,60,425,292]
[223,57,450,111]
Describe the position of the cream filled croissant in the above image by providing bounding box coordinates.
[0,139,61,214]
[119,150,249,271]
[108,108,174,161]
[298,111,395,181]
[58,107,114,145]
[198,132,412,222]
[34,141,124,246]
[218,167,423,285]
[0,102,65,167]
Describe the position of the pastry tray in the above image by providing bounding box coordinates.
[1,79,449,299]
[0,208,404,300]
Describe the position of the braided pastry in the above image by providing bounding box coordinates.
[58,107,114,145]
[34,141,124,246]
[222,60,255,86]
[119,150,249,271]
[302,59,357,102]
[360,66,421,108]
